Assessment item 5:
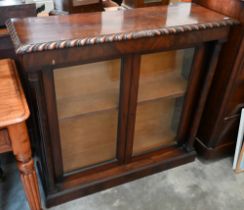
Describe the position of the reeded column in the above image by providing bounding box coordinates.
[8,122,42,210]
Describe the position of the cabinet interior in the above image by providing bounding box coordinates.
[53,49,194,173]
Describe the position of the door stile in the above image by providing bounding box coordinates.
[124,54,141,163]
[42,68,64,181]
[117,55,135,163]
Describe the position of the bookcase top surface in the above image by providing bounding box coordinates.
[6,3,238,54]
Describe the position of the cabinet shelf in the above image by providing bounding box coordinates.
[59,109,118,172]
[138,71,187,103]
[54,59,121,120]
[57,90,119,120]
[55,50,189,120]
[56,70,187,120]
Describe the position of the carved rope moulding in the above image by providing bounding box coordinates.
[6,19,239,54]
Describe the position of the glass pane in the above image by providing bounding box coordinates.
[54,59,120,172]
[133,49,194,156]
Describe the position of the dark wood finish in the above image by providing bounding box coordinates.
[193,0,243,19]
[0,59,42,210]
[117,56,135,163]
[193,0,244,159]
[6,4,237,55]
[188,41,223,147]
[42,69,64,178]
[177,45,206,147]
[53,0,104,13]
[47,146,195,207]
[124,54,141,162]
[27,72,57,193]
[0,28,16,60]
[195,137,236,159]
[122,0,169,9]
[0,0,36,27]
[0,1,36,60]
[6,3,237,207]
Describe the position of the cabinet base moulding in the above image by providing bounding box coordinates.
[45,147,195,208]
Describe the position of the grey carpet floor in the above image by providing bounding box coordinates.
[1,157,244,210]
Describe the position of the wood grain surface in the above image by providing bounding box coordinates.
[0,59,29,127]
[6,3,238,54]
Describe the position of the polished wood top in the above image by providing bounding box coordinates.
[6,3,238,54]
[0,59,29,127]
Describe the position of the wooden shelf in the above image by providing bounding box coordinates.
[54,50,189,120]
[59,109,118,172]
[138,71,187,103]
[54,59,121,120]
[138,50,188,102]
[57,90,119,120]
[57,69,187,120]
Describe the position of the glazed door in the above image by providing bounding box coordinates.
[52,59,123,174]
[46,44,217,178]
[132,49,194,156]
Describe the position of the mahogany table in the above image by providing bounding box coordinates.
[0,59,42,210]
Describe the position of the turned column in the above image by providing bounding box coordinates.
[8,122,42,210]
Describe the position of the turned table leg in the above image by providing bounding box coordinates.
[8,122,42,210]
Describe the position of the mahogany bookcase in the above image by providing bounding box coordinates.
[7,3,238,207]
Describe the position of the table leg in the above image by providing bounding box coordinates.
[8,122,42,210]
